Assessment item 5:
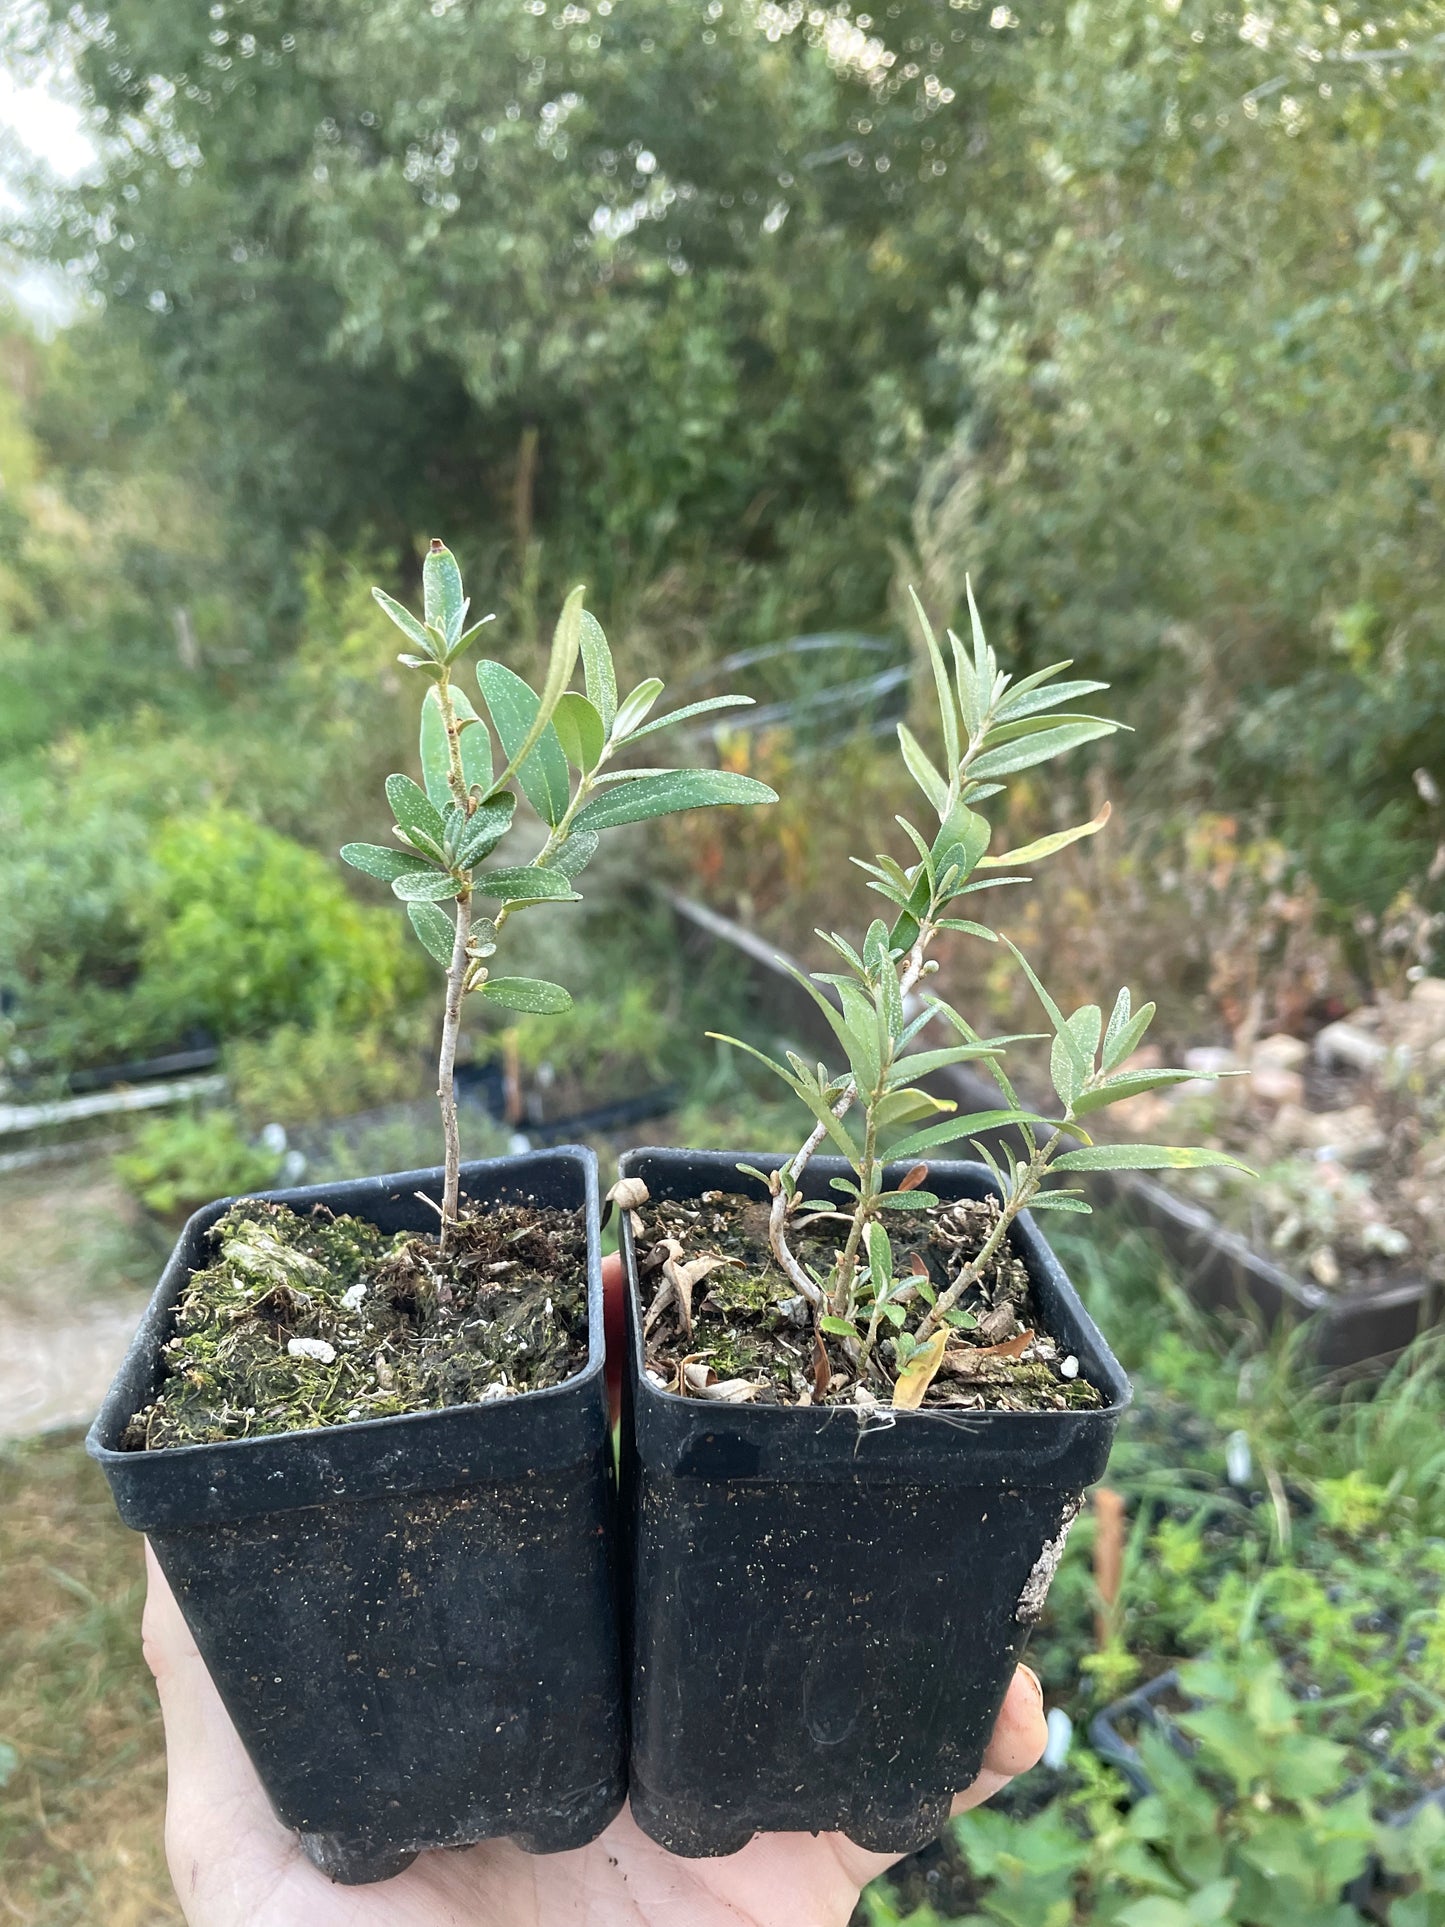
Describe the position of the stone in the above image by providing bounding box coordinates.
[1314,1020,1388,1073]
[1252,1033,1309,1071]
[1246,1065,1306,1108]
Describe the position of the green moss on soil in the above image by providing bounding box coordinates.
[125,1197,588,1449]
[638,1190,1105,1412]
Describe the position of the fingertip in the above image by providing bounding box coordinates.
[980,1664,1049,1781]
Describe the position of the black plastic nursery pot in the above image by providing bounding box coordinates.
[618,1147,1132,1858]
[87,1148,624,1885]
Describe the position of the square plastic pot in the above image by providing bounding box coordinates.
[618,1147,1131,1858]
[87,1148,624,1885]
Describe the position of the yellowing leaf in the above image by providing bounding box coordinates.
[891,1328,949,1410]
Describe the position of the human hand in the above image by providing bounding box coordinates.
[142,1254,1048,1927]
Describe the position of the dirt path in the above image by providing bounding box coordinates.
[0,1160,154,1440]
[0,1300,146,1438]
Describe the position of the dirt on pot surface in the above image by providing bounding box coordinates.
[125,1196,589,1449]
[633,1188,1104,1413]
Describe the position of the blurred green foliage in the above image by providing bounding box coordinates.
[113,1109,283,1222]
[2,0,1443,1088]
[143,806,423,1037]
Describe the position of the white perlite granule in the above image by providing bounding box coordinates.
[286,1337,337,1365]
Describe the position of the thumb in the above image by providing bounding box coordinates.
[142,1541,301,1918]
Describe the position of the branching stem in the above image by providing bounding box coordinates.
[768,935,930,1320]
[914,1126,1065,1340]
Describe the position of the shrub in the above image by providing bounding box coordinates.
[114,1110,283,1222]
[142,806,426,1039]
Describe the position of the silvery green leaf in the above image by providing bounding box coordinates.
[1103,996,1157,1071]
[455,795,515,868]
[707,1031,856,1157]
[980,711,1121,749]
[476,660,572,826]
[995,676,1110,722]
[551,691,606,771]
[540,828,599,879]
[780,961,878,1088]
[473,865,581,903]
[422,540,466,646]
[340,842,422,881]
[885,1110,1050,1162]
[1024,1193,1093,1213]
[907,587,959,771]
[386,773,447,858]
[1071,1069,1198,1115]
[573,768,775,833]
[479,976,574,1014]
[447,611,496,663]
[390,870,463,901]
[1052,1145,1255,1174]
[612,677,665,739]
[478,588,583,819]
[897,722,950,816]
[625,694,756,742]
[406,900,455,967]
[967,718,1118,783]
[888,1042,1003,1083]
[867,1220,893,1301]
[372,586,435,655]
[874,1189,940,1211]
[579,608,618,730]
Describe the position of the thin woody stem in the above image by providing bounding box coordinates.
[768,934,931,1314]
[437,888,473,1252]
[914,1126,1065,1340]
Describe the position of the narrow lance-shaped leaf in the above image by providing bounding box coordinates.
[578,608,617,731]
[626,694,756,742]
[978,802,1112,870]
[967,718,1118,784]
[885,1109,1052,1163]
[372,586,436,658]
[995,676,1110,723]
[781,961,879,1090]
[538,828,599,879]
[908,587,959,772]
[1071,1069,1200,1116]
[612,677,665,740]
[454,795,515,869]
[706,1032,857,1157]
[1052,1145,1256,1174]
[573,768,776,834]
[896,722,950,817]
[1103,994,1157,1072]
